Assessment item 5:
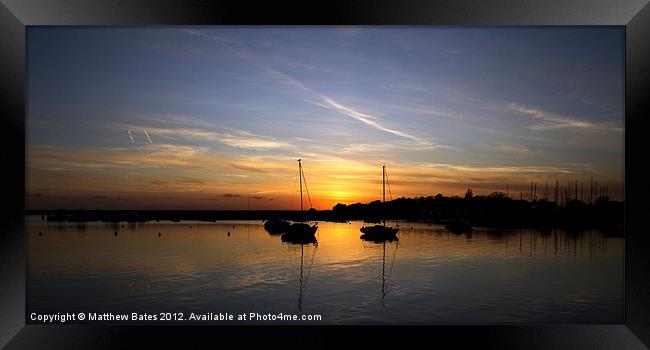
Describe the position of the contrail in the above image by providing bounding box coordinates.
[268,66,425,142]
[144,130,153,144]
[184,29,428,144]
[127,130,135,143]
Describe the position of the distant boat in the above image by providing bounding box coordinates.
[264,218,290,235]
[360,225,399,241]
[281,230,318,244]
[281,159,318,242]
[443,219,472,234]
[360,164,398,241]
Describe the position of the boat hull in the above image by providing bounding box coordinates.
[281,232,318,244]
[360,225,399,241]
[444,220,472,234]
[284,223,318,235]
[264,219,290,235]
[281,223,318,243]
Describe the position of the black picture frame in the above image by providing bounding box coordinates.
[1,0,649,348]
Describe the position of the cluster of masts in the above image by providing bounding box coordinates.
[503,177,610,205]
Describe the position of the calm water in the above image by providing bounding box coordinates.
[27,216,623,324]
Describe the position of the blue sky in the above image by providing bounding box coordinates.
[27,27,624,209]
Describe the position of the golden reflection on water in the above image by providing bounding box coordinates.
[27,218,623,323]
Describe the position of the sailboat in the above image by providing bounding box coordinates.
[360,164,399,241]
[281,159,318,242]
[264,217,290,235]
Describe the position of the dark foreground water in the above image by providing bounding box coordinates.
[27,216,623,324]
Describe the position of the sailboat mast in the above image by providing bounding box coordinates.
[299,159,303,212]
[383,165,386,203]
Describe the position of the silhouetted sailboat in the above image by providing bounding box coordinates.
[443,219,472,234]
[264,218,290,235]
[360,164,399,241]
[281,159,318,242]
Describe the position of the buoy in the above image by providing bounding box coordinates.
[227,232,231,237]
[38,231,42,236]
[158,232,161,237]
[232,225,235,229]
[114,231,118,236]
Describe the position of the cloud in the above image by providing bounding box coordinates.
[149,180,169,186]
[122,124,293,150]
[27,144,211,171]
[304,95,435,143]
[417,162,577,175]
[222,193,242,198]
[227,162,268,173]
[484,142,531,155]
[182,29,430,145]
[341,142,438,154]
[217,129,292,150]
[398,104,463,119]
[507,103,623,132]
[30,118,62,130]
[273,71,434,144]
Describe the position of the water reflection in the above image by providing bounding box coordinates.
[283,242,318,311]
[361,240,399,304]
[281,233,318,245]
[27,217,623,323]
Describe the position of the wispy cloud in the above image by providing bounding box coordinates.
[122,124,293,151]
[183,29,432,145]
[269,68,430,143]
[341,142,438,154]
[396,104,463,120]
[418,162,577,175]
[483,142,531,155]
[507,103,623,132]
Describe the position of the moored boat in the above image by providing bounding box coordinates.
[280,159,318,241]
[264,218,290,234]
[443,219,472,234]
[360,164,398,241]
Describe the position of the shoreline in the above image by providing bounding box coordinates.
[25,207,624,233]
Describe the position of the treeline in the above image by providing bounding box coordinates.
[332,192,623,229]
[27,191,624,230]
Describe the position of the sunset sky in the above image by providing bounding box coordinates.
[27,27,624,210]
